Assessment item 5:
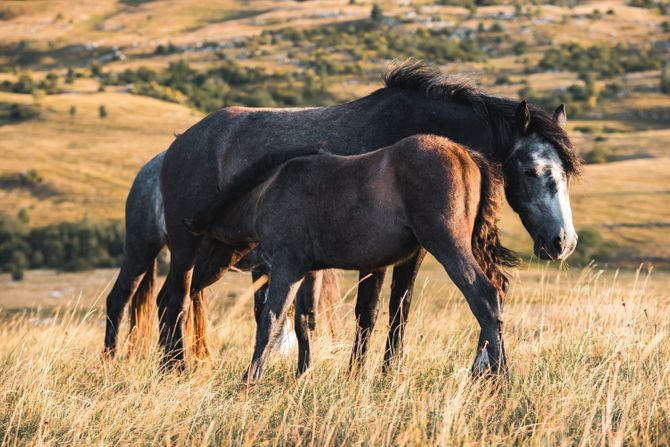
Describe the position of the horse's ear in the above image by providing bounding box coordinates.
[553,104,567,128]
[515,100,530,135]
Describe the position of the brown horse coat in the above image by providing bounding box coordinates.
[188,134,516,381]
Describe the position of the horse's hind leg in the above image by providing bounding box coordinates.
[158,229,201,371]
[349,269,386,371]
[244,260,307,384]
[294,271,322,376]
[104,244,161,357]
[383,249,426,371]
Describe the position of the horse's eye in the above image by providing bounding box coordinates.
[524,169,538,178]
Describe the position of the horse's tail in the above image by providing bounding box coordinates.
[127,258,157,354]
[317,269,341,337]
[469,154,520,298]
[185,289,211,360]
[184,147,323,235]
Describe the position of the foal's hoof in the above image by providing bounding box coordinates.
[471,351,507,379]
[471,349,491,377]
[240,374,258,391]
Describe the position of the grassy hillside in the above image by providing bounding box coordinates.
[0,89,199,224]
[1,0,669,265]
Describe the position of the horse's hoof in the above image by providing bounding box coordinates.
[471,349,491,376]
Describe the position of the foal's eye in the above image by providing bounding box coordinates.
[524,169,538,178]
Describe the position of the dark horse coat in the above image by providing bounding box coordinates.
[103,151,340,359]
[159,61,580,371]
[187,135,518,381]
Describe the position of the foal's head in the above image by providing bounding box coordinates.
[503,101,581,261]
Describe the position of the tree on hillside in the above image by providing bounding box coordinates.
[370,4,383,22]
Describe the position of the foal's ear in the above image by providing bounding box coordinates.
[515,100,530,135]
[553,104,567,128]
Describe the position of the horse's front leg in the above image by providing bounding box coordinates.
[244,261,306,384]
[349,269,386,371]
[432,251,506,376]
[383,249,426,371]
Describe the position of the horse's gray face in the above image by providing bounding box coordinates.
[504,103,578,261]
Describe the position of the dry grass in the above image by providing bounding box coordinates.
[0,90,200,224]
[1,263,669,445]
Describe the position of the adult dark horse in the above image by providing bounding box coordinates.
[102,151,340,359]
[159,61,581,370]
[186,135,518,381]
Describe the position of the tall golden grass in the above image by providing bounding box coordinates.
[1,264,669,445]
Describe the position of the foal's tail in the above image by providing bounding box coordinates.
[127,258,157,354]
[470,155,520,297]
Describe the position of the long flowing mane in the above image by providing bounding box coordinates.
[383,60,582,176]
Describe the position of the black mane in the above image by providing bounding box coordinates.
[383,60,582,176]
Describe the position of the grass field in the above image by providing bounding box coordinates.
[1,262,669,444]
[1,0,670,444]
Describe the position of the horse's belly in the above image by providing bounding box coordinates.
[311,226,418,271]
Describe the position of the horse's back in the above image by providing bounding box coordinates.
[125,151,167,249]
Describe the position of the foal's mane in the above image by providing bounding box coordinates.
[383,60,582,176]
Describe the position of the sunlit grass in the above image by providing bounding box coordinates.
[1,265,669,445]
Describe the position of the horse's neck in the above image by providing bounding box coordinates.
[331,90,499,160]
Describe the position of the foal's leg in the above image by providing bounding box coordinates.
[251,268,270,325]
[428,242,505,375]
[349,269,386,370]
[294,271,322,376]
[383,249,426,371]
[252,268,297,356]
[244,262,306,384]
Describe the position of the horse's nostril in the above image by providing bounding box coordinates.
[553,236,563,252]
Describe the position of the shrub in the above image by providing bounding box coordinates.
[99,105,107,118]
[370,4,383,22]
[8,103,40,121]
[21,169,43,187]
[661,63,670,94]
[14,73,35,93]
[538,43,662,77]
[0,216,125,273]
[571,228,622,265]
[11,267,24,281]
[512,41,528,55]
[582,145,612,164]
